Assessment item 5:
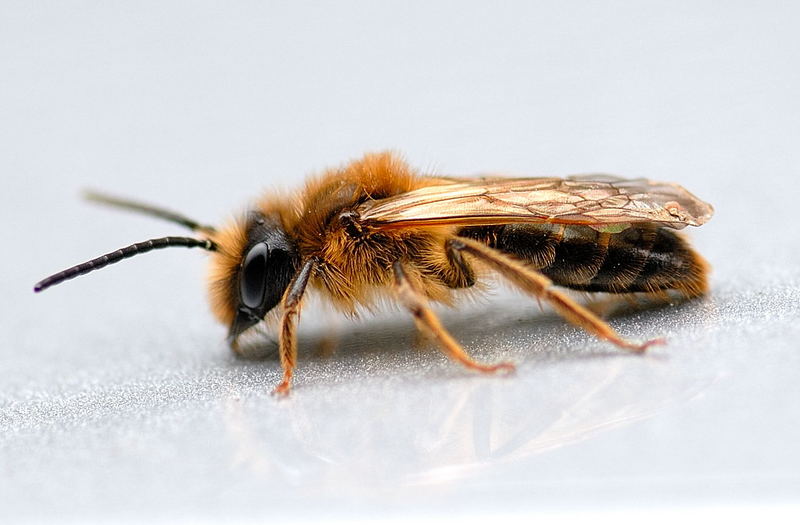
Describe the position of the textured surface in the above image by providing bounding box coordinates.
[2,1,799,522]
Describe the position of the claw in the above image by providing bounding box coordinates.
[621,336,666,354]
[470,360,517,375]
[490,361,517,375]
[271,379,292,397]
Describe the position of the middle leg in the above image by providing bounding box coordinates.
[392,261,515,374]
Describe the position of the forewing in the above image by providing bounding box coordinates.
[357,175,714,231]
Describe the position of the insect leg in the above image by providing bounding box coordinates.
[448,237,663,352]
[441,239,476,288]
[392,261,515,374]
[273,258,316,396]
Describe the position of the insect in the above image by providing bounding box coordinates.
[35,152,713,395]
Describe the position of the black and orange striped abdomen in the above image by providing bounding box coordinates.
[459,223,708,298]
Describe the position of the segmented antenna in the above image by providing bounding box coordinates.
[34,236,217,293]
[84,190,217,234]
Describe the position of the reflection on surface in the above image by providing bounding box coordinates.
[217,295,724,489]
[4,285,798,516]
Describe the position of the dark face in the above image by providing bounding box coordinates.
[228,212,298,341]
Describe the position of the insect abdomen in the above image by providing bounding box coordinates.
[459,224,708,298]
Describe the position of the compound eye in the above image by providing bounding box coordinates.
[240,243,268,309]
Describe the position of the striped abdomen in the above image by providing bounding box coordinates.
[459,223,708,298]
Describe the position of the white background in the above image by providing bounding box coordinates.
[1,1,799,521]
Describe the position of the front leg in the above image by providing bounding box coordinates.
[273,258,316,396]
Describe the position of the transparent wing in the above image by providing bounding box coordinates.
[357,175,714,231]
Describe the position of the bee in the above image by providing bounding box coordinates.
[34,152,713,395]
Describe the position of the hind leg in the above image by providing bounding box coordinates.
[448,237,663,353]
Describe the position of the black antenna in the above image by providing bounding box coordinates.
[84,190,217,234]
[34,236,217,293]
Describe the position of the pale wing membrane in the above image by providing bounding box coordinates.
[357,175,714,231]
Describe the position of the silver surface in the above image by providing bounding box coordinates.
[2,1,799,521]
